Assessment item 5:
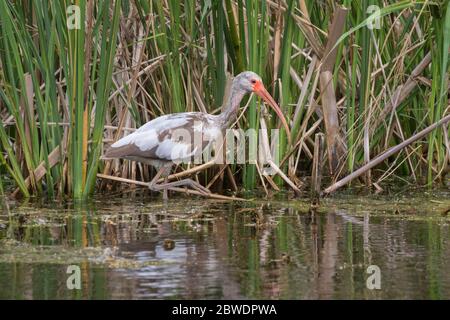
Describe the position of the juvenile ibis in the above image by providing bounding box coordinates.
[104,71,290,199]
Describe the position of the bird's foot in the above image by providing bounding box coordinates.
[166,180,211,196]
[149,179,211,197]
[185,179,211,196]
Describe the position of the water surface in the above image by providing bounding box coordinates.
[0,190,449,299]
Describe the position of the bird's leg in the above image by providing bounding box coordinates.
[148,163,172,197]
[148,167,166,191]
[157,178,211,196]
[149,164,210,197]
[162,172,170,201]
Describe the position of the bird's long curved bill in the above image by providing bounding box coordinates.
[255,86,292,145]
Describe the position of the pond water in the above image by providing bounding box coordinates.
[0,189,449,299]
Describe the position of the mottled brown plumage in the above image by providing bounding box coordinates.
[104,71,290,199]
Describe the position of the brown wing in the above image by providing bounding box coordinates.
[104,112,221,162]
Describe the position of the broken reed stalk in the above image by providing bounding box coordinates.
[319,71,345,176]
[371,52,432,136]
[12,146,61,197]
[319,6,348,177]
[321,6,349,73]
[156,160,216,183]
[324,113,450,194]
[311,133,325,205]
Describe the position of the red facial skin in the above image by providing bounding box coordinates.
[253,80,292,145]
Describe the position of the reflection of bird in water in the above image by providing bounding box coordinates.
[104,71,290,200]
[91,247,119,263]
[163,239,175,250]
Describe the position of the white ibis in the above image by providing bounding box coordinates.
[104,71,290,199]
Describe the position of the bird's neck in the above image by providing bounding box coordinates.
[218,84,246,129]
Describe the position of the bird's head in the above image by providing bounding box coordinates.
[234,71,291,144]
[234,71,263,93]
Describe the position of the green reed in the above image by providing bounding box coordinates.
[0,0,448,198]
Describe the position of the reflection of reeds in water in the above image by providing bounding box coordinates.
[0,1,449,198]
[1,197,450,298]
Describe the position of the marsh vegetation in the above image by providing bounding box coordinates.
[0,1,449,198]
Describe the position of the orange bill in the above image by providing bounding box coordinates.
[254,82,292,145]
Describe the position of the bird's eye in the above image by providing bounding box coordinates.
[251,79,257,84]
